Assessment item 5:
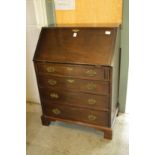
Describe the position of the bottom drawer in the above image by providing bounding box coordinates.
[44,104,109,127]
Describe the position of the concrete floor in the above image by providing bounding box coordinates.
[26,102,129,155]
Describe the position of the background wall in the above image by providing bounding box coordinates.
[119,0,129,112]
[26,0,49,103]
[45,0,56,25]
[26,0,40,103]
[26,0,129,112]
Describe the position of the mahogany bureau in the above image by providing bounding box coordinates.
[33,27,120,139]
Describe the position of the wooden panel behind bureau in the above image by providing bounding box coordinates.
[44,104,109,127]
[37,63,110,81]
[39,88,109,111]
[55,0,122,27]
[38,75,110,95]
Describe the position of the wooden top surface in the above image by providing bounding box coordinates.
[55,0,122,27]
[34,27,117,66]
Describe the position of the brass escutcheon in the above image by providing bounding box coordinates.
[48,79,57,86]
[46,66,55,73]
[86,70,97,77]
[52,108,61,115]
[88,115,96,121]
[72,29,80,33]
[88,99,96,105]
[86,83,96,90]
[67,79,75,83]
[50,93,59,99]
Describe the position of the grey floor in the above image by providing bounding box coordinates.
[26,102,129,155]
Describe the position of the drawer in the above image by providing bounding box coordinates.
[44,104,109,126]
[36,63,110,81]
[40,88,109,111]
[38,75,110,95]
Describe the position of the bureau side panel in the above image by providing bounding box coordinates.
[33,62,47,113]
[110,28,120,126]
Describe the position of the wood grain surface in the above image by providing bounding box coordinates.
[36,62,110,81]
[33,27,117,66]
[43,104,109,126]
[39,87,110,111]
[38,75,110,95]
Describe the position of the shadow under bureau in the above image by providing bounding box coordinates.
[33,27,120,139]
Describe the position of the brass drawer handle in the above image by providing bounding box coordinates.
[88,99,96,105]
[46,66,55,73]
[86,83,96,90]
[48,79,57,86]
[52,108,61,115]
[88,115,96,121]
[86,70,96,77]
[66,67,73,71]
[50,93,59,99]
[67,79,75,83]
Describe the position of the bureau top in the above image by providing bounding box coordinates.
[33,27,117,66]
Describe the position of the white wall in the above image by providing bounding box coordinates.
[26,0,47,103]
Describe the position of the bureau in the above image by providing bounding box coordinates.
[33,27,120,139]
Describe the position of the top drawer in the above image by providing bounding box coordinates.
[36,63,111,81]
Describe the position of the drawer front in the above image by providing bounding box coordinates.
[40,88,109,110]
[38,75,110,95]
[37,63,110,81]
[44,104,109,126]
